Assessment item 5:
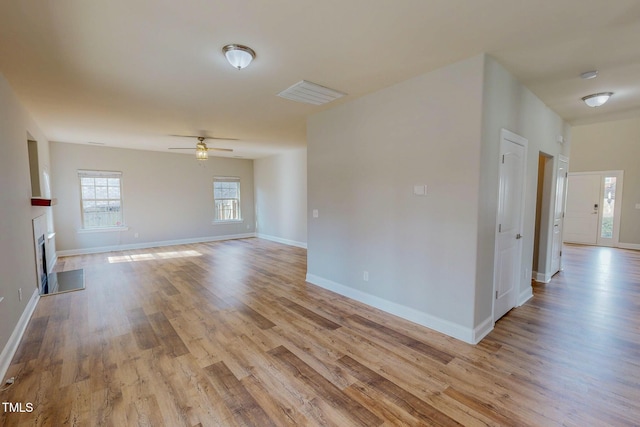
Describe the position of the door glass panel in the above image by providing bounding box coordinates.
[601,177,616,238]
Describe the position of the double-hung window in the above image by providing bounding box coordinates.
[78,170,124,229]
[213,177,241,222]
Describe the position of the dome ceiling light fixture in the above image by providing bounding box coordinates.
[580,70,599,80]
[223,44,256,70]
[582,92,613,108]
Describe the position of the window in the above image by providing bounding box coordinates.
[78,170,124,229]
[213,177,241,222]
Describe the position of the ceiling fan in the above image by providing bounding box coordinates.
[168,135,237,160]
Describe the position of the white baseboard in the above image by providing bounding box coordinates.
[305,273,478,344]
[473,316,494,343]
[618,242,640,251]
[257,233,307,249]
[0,288,39,381]
[533,271,552,283]
[517,286,534,306]
[56,233,257,257]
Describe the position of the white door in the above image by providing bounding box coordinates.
[564,171,623,247]
[494,130,527,322]
[564,174,600,244]
[550,156,568,274]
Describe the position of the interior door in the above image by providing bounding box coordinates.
[550,156,568,274]
[494,130,527,322]
[564,174,600,244]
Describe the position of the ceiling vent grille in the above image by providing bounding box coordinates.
[277,80,346,105]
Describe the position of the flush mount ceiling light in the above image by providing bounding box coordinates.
[580,70,598,80]
[223,44,256,70]
[582,92,613,107]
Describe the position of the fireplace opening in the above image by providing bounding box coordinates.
[37,234,48,294]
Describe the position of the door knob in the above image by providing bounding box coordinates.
[516,233,523,239]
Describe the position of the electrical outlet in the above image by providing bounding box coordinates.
[18,288,22,301]
[363,271,369,282]
[134,232,139,238]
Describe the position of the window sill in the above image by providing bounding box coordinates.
[78,226,129,234]
[212,219,243,225]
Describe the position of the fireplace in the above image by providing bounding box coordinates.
[33,214,85,296]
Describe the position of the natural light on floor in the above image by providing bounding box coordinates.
[108,250,202,263]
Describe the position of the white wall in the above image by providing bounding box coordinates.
[50,142,255,254]
[306,54,570,343]
[0,72,51,372]
[475,56,570,325]
[570,117,640,247]
[254,148,307,247]
[307,55,486,341]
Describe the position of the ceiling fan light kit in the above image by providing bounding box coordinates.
[168,136,234,160]
[582,92,613,108]
[223,44,256,69]
[195,141,209,160]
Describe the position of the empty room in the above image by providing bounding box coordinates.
[1,1,639,426]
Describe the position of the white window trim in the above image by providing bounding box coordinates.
[78,170,126,230]
[213,176,242,223]
[211,219,244,225]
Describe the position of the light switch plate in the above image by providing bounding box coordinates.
[636,203,640,210]
[413,185,427,196]
[312,209,319,218]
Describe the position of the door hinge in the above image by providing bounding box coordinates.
[495,290,498,299]
[502,154,505,164]
[560,250,562,257]
[565,172,568,178]
[499,224,502,232]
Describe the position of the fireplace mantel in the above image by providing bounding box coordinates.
[31,197,57,207]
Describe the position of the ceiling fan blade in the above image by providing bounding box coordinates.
[169,134,239,141]
[168,147,196,150]
[207,148,233,152]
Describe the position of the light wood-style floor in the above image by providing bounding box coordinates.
[1,239,639,426]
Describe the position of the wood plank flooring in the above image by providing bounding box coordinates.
[1,239,639,426]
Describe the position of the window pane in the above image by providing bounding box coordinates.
[108,185,120,199]
[95,177,108,186]
[81,177,94,186]
[81,185,95,199]
[108,178,120,186]
[95,186,108,199]
[601,177,616,239]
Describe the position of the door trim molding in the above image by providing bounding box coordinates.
[493,129,528,322]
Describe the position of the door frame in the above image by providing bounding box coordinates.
[492,129,528,322]
[551,155,569,274]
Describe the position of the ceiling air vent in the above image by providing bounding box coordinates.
[277,80,346,105]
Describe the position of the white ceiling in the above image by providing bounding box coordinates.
[1,1,639,159]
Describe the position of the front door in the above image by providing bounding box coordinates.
[564,174,600,244]
[564,171,623,247]
[494,129,527,322]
